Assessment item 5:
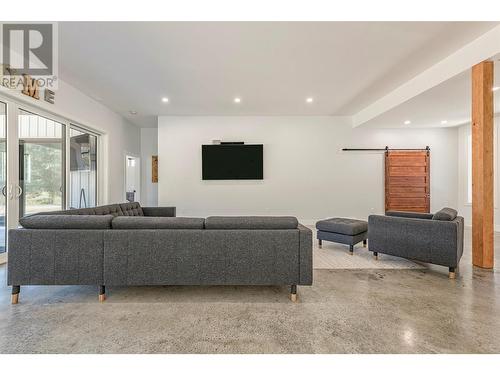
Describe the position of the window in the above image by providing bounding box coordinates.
[18,109,64,217]
[0,95,102,254]
[0,101,6,253]
[69,126,98,208]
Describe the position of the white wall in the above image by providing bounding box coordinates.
[140,127,158,206]
[0,80,141,204]
[158,116,458,223]
[458,116,500,229]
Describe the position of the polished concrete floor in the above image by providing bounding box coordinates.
[0,228,499,353]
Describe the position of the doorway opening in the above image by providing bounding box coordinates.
[125,155,140,203]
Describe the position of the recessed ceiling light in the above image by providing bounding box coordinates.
[162,97,169,103]
[234,97,241,103]
[306,97,314,103]
[441,120,448,125]
[493,87,500,92]
[404,120,411,125]
[129,110,138,115]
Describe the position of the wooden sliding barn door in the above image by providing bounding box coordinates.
[385,150,430,213]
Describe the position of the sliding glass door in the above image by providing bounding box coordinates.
[0,96,100,255]
[69,126,98,209]
[18,109,65,218]
[0,102,6,253]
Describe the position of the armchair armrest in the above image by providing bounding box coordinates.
[368,215,462,267]
[142,206,176,217]
[297,224,313,285]
[385,211,434,220]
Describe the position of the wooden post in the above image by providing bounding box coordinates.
[472,61,494,269]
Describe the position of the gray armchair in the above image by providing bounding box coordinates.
[368,208,464,278]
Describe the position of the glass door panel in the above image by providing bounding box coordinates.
[18,109,65,218]
[69,127,97,208]
[0,102,6,253]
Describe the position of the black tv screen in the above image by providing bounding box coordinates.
[202,144,263,180]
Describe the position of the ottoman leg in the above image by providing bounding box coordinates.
[349,244,354,255]
[373,251,378,260]
[363,239,367,247]
[318,239,322,248]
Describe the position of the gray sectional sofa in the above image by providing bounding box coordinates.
[368,208,464,278]
[8,202,312,304]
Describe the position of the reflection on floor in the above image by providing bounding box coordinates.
[0,228,499,353]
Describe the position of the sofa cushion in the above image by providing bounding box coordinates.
[20,215,114,229]
[432,207,458,221]
[119,202,144,216]
[205,216,298,230]
[316,218,368,235]
[112,217,204,229]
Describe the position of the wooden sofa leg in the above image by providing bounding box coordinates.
[363,239,367,247]
[99,285,106,302]
[318,239,322,249]
[373,252,378,260]
[349,244,354,255]
[449,267,456,279]
[290,285,297,302]
[11,285,20,304]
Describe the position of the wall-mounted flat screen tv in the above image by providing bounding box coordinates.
[202,144,263,180]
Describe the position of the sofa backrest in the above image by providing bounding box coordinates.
[19,214,114,229]
[18,207,301,231]
[385,211,434,220]
[119,202,144,216]
[30,202,147,217]
[93,204,124,217]
[38,203,123,216]
[112,217,204,229]
[205,216,299,230]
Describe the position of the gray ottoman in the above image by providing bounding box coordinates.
[315,218,368,255]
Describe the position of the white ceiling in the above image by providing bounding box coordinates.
[58,22,499,127]
[362,55,500,129]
